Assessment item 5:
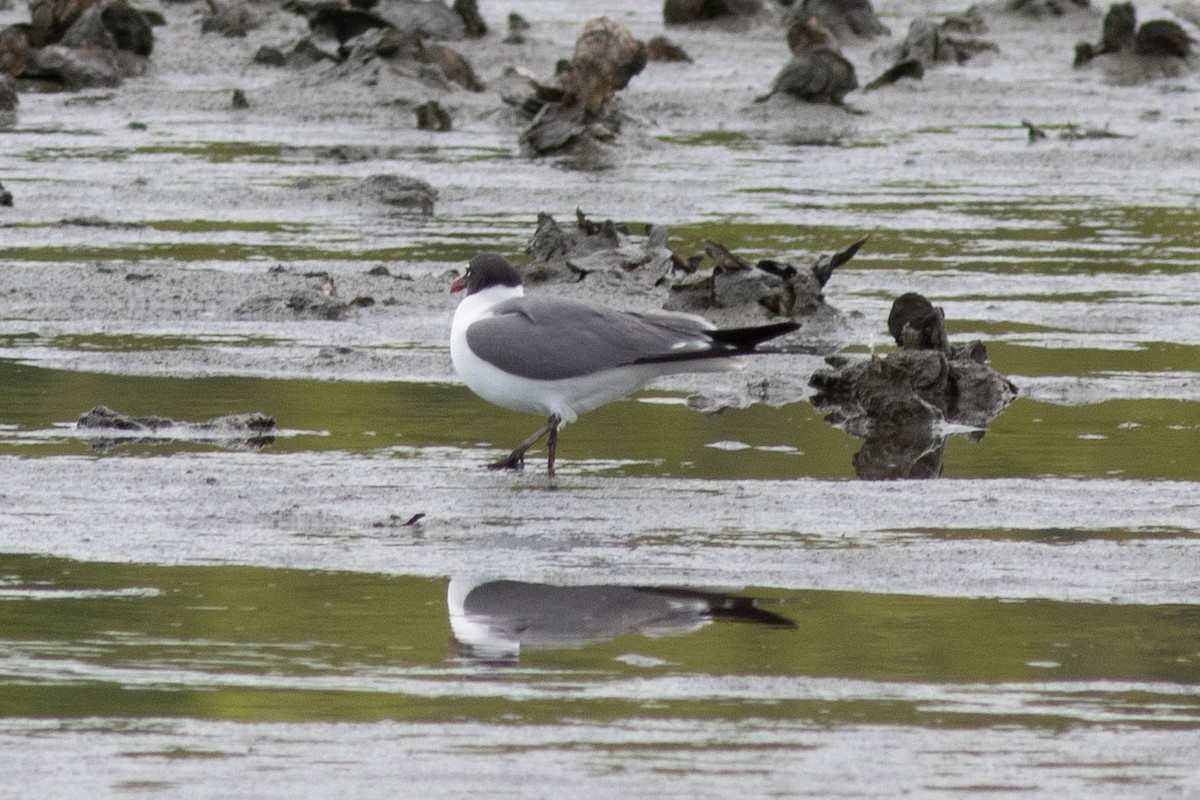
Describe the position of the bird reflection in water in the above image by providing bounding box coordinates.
[447,576,794,663]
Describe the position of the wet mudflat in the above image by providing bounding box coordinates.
[2,0,1200,796]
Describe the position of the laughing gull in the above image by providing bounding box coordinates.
[450,252,800,475]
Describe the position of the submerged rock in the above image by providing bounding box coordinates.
[809,292,1017,479]
[76,405,276,451]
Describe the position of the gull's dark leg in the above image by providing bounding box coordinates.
[545,415,561,477]
[488,416,556,471]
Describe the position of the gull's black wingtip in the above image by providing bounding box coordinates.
[709,320,802,350]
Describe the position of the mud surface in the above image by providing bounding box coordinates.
[2,0,1200,796]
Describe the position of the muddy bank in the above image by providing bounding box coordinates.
[0,449,1197,604]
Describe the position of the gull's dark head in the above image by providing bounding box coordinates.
[450,253,524,295]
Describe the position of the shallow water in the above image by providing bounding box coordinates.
[2,0,1200,796]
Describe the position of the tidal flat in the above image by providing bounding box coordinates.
[2,0,1200,796]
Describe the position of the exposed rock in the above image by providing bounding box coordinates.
[663,0,764,25]
[252,44,287,66]
[200,0,266,36]
[372,0,465,40]
[1,25,32,77]
[322,173,437,215]
[304,3,393,46]
[503,11,529,44]
[420,41,482,90]
[868,10,996,89]
[665,237,864,328]
[516,17,646,155]
[1005,0,1090,16]
[0,73,17,125]
[28,0,94,47]
[452,0,485,37]
[234,288,351,320]
[758,17,857,104]
[415,98,451,130]
[75,405,276,452]
[523,209,675,284]
[29,43,125,88]
[809,292,1018,479]
[100,2,153,55]
[785,0,889,39]
[560,17,647,113]
[1075,2,1193,71]
[316,25,481,91]
[646,35,691,62]
[0,179,12,206]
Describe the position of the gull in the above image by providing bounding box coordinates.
[450,252,799,475]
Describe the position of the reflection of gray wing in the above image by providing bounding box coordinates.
[466,297,715,380]
[462,581,712,647]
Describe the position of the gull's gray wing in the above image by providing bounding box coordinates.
[466,297,714,380]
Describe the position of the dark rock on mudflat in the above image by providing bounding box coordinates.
[315,25,481,91]
[28,0,93,47]
[76,405,276,452]
[234,288,352,320]
[758,46,857,104]
[786,0,888,39]
[0,179,12,206]
[29,43,124,88]
[1,25,32,78]
[809,292,1017,479]
[1005,0,1090,15]
[452,0,485,37]
[523,210,675,283]
[415,99,451,130]
[663,0,763,25]
[1075,3,1192,73]
[304,3,392,45]
[322,173,437,215]
[253,45,287,66]
[503,12,529,43]
[14,0,153,89]
[868,10,995,89]
[516,17,645,155]
[0,74,17,125]
[665,237,864,328]
[560,16,647,113]
[200,0,265,35]
[101,2,153,55]
[373,0,465,40]
[646,35,691,62]
[759,17,857,105]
